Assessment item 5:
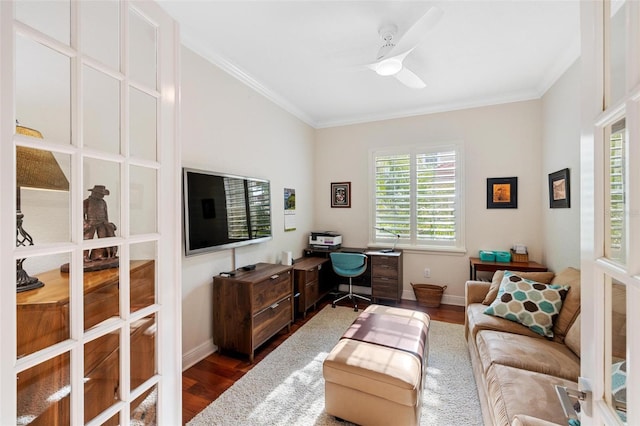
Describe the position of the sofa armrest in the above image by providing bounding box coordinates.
[512,414,565,426]
[465,280,491,307]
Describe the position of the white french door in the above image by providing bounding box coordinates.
[580,1,640,425]
[0,1,181,424]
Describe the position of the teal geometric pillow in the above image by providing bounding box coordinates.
[484,271,570,338]
[612,360,627,422]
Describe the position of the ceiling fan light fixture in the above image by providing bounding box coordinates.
[375,58,402,76]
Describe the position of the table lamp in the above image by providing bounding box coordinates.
[16,125,69,292]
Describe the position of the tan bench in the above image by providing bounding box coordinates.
[323,305,430,426]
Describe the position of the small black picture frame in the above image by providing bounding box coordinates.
[549,168,570,208]
[331,182,351,208]
[487,177,518,209]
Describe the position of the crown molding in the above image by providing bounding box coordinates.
[314,90,542,129]
[180,30,319,129]
[535,34,581,97]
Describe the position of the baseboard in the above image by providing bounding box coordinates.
[182,339,216,371]
[401,289,465,307]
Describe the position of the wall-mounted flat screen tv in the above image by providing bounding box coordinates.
[182,168,272,256]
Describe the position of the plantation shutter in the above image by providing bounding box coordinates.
[608,118,625,256]
[374,154,411,238]
[373,147,460,248]
[416,150,456,242]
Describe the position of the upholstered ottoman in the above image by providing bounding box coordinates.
[323,305,430,426]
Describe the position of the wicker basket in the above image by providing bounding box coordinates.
[510,249,528,262]
[411,283,447,308]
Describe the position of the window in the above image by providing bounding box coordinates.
[371,145,464,251]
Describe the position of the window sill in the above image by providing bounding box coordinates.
[368,244,467,256]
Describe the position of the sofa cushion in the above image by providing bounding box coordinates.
[564,313,580,358]
[485,363,577,426]
[484,272,570,338]
[550,267,581,342]
[483,270,555,305]
[475,330,580,381]
[467,303,543,341]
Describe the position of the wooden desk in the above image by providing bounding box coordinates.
[303,248,404,303]
[469,257,547,280]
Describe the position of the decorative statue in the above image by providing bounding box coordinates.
[83,185,119,270]
[60,184,119,273]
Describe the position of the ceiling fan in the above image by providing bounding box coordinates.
[367,6,443,89]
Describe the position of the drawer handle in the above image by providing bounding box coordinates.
[269,302,279,309]
[270,274,279,279]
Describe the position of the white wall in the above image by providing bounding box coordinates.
[314,100,544,305]
[541,59,581,271]
[180,47,316,369]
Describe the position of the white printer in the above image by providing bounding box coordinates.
[309,231,342,249]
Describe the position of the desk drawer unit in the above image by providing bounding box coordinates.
[294,257,329,317]
[370,253,403,302]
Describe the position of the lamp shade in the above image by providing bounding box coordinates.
[16,125,69,191]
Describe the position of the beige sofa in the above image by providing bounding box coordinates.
[465,267,581,426]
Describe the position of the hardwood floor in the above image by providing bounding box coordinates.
[181,298,465,424]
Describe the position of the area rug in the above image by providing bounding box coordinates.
[188,305,482,426]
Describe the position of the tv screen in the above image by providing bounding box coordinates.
[182,168,272,256]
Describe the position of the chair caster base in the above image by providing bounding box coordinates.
[354,306,358,312]
[331,303,336,308]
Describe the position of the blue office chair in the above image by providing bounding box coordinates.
[330,252,369,312]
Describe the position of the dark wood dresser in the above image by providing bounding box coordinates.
[212,263,294,362]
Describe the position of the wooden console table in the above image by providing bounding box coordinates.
[469,257,547,280]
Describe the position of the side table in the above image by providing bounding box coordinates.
[469,257,547,280]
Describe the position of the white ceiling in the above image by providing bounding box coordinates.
[157,1,580,129]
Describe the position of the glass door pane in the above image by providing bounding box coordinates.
[16,35,71,144]
[80,0,120,70]
[17,352,70,425]
[605,118,626,264]
[607,0,626,107]
[607,276,627,423]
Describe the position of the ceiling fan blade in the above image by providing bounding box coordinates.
[394,67,426,89]
[392,6,444,57]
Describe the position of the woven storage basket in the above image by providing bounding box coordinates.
[510,249,528,262]
[411,283,447,308]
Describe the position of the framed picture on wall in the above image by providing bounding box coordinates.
[548,168,570,208]
[486,177,518,209]
[331,182,351,208]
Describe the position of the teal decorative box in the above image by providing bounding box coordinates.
[479,250,495,261]
[495,251,512,262]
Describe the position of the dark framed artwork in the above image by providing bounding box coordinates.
[331,182,351,208]
[548,168,570,208]
[487,177,518,209]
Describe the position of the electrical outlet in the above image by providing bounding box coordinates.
[423,268,431,278]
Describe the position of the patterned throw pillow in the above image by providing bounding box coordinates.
[612,360,626,421]
[484,271,570,338]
